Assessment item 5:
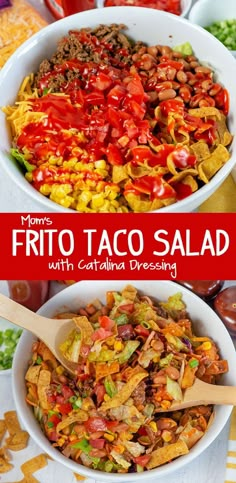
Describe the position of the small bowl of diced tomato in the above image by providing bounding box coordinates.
[97,0,192,18]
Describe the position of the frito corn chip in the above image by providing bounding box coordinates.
[0,446,10,461]
[74,473,86,481]
[37,369,51,409]
[169,169,198,185]
[215,113,233,147]
[101,371,148,411]
[146,439,189,469]
[6,430,29,451]
[10,476,39,483]
[73,316,94,345]
[190,141,210,163]
[4,411,21,435]
[21,454,48,475]
[25,365,41,384]
[198,144,230,183]
[56,410,88,433]
[0,420,6,443]
[0,455,13,473]
[96,361,120,381]
[188,106,221,120]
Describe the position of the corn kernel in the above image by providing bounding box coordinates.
[104,433,115,442]
[56,366,64,375]
[162,430,172,443]
[57,437,67,447]
[149,421,157,432]
[201,341,212,351]
[69,434,77,442]
[113,444,125,454]
[160,400,172,410]
[25,172,33,182]
[114,341,124,351]
[104,394,111,402]
[94,159,106,169]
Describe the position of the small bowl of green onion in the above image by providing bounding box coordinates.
[0,318,22,375]
[189,0,236,57]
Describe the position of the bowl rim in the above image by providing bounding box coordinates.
[1,6,236,214]
[12,280,236,481]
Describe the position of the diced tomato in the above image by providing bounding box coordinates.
[159,98,184,117]
[107,85,126,107]
[80,344,91,357]
[134,325,150,337]
[61,385,75,400]
[106,143,125,165]
[118,303,134,314]
[127,73,145,104]
[174,182,193,200]
[89,438,105,449]
[133,455,151,467]
[171,146,196,168]
[47,393,57,403]
[92,327,113,341]
[48,414,61,427]
[85,417,108,433]
[94,383,106,405]
[58,402,73,415]
[99,315,115,331]
[118,324,135,340]
[91,72,113,91]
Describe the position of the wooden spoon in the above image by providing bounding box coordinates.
[0,292,79,375]
[162,378,236,412]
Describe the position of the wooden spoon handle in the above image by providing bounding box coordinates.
[0,292,48,337]
[192,383,236,406]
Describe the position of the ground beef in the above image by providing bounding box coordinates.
[33,24,140,91]
[132,380,146,407]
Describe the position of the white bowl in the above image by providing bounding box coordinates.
[189,0,236,57]
[1,7,236,213]
[96,0,192,18]
[12,280,236,482]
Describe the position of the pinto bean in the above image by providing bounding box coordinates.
[179,85,192,103]
[165,366,180,380]
[189,93,204,107]
[176,70,188,83]
[209,83,222,96]
[160,45,172,56]
[166,67,176,80]
[195,65,212,74]
[201,79,213,91]
[147,45,158,57]
[158,88,176,101]
[153,375,167,385]
[151,339,164,352]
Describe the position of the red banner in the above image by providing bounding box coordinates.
[0,213,235,280]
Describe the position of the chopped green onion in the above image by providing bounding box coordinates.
[0,327,22,370]
[36,356,42,365]
[189,358,199,368]
[205,19,236,51]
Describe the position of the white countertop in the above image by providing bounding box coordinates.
[0,279,233,483]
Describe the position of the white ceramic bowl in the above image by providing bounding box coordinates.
[1,7,236,213]
[189,0,236,57]
[12,280,236,482]
[96,0,192,18]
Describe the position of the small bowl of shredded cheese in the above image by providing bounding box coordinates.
[0,0,47,69]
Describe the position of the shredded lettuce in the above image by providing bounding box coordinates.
[160,293,186,318]
[115,340,140,364]
[10,148,35,172]
[166,376,182,401]
[104,375,117,398]
[173,42,193,56]
[59,329,81,362]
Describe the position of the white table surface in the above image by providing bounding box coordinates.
[0,279,234,483]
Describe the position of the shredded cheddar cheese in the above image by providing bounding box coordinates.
[0,0,47,68]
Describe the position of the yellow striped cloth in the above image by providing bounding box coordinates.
[225,407,236,483]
